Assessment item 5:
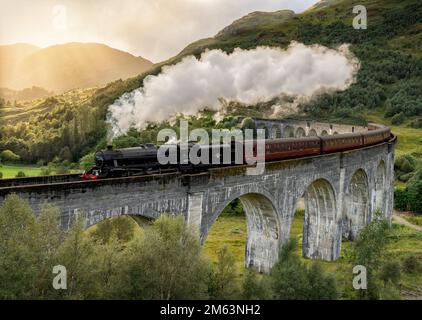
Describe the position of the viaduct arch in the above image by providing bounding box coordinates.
[0,121,396,272]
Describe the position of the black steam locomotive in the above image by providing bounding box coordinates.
[81,142,237,179]
[81,125,392,180]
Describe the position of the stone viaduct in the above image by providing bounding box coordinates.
[0,120,396,272]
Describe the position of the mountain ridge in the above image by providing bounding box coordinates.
[1,0,421,166]
[0,42,153,94]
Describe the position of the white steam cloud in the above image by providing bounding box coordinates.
[107,42,359,137]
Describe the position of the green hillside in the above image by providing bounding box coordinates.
[0,0,421,299]
[0,42,153,94]
[0,0,421,165]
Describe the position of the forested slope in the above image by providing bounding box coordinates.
[0,0,421,165]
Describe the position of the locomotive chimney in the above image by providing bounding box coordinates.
[107,145,113,150]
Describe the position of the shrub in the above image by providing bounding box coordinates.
[36,160,45,167]
[408,168,422,185]
[0,172,3,179]
[40,166,53,176]
[379,281,401,300]
[55,166,70,175]
[240,117,256,130]
[409,118,422,129]
[59,147,73,162]
[221,199,244,216]
[402,255,420,274]
[91,216,136,244]
[270,240,338,300]
[0,150,20,163]
[394,188,408,211]
[408,181,422,212]
[351,213,392,299]
[79,152,95,170]
[398,172,413,182]
[242,269,272,300]
[391,112,406,125]
[380,261,401,286]
[208,246,240,299]
[407,215,422,226]
[125,215,210,300]
[394,154,417,174]
[15,171,26,178]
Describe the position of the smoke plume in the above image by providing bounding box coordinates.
[107,42,359,137]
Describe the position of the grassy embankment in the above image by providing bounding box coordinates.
[365,109,422,158]
[0,164,82,179]
[0,165,43,179]
[203,211,422,298]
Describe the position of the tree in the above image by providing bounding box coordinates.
[91,216,136,244]
[221,199,244,216]
[208,246,240,299]
[242,269,272,300]
[15,171,26,177]
[56,216,97,299]
[380,261,401,286]
[59,146,73,162]
[270,240,338,300]
[240,117,256,136]
[0,196,67,299]
[0,194,37,299]
[306,263,338,300]
[92,219,114,243]
[350,211,391,299]
[406,180,422,212]
[402,255,420,274]
[0,149,21,163]
[79,152,95,170]
[125,215,209,300]
[391,112,406,125]
[88,236,128,299]
[270,239,309,299]
[112,216,136,242]
[30,203,63,298]
[379,281,401,300]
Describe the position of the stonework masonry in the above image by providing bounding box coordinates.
[0,138,395,272]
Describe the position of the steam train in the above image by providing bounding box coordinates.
[81,125,392,180]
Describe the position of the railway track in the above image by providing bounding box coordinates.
[0,139,396,194]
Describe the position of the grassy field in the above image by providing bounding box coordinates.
[203,212,422,298]
[203,215,247,276]
[1,88,97,124]
[365,109,422,158]
[401,213,422,227]
[0,164,82,179]
[0,164,43,179]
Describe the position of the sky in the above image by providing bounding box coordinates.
[0,0,319,62]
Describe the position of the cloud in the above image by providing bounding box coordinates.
[0,0,319,61]
[107,42,360,137]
